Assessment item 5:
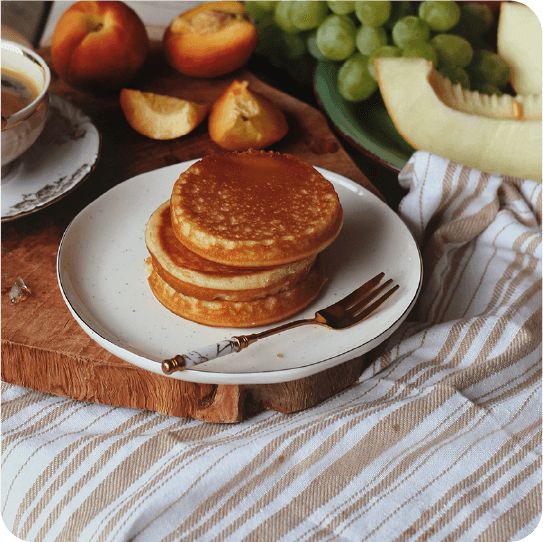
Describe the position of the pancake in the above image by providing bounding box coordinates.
[146,201,316,301]
[170,150,343,268]
[145,257,327,328]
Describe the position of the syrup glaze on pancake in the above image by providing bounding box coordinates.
[145,257,327,328]
[170,150,343,268]
[146,201,316,300]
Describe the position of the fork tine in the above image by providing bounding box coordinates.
[351,283,399,323]
[330,272,385,310]
[349,278,393,314]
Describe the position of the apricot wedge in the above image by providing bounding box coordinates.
[375,57,542,182]
[208,80,288,151]
[120,89,209,140]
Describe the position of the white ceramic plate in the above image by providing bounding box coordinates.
[57,161,422,385]
[1,93,101,222]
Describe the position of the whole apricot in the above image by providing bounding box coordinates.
[208,80,288,151]
[163,1,259,78]
[51,1,149,92]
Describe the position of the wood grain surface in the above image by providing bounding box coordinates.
[1,45,382,422]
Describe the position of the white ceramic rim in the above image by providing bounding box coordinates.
[1,39,51,124]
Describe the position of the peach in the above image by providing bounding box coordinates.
[120,89,209,140]
[163,1,259,78]
[51,1,150,92]
[208,80,288,151]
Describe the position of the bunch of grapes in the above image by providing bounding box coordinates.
[246,1,511,103]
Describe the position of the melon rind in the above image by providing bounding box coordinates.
[497,2,542,96]
[375,57,542,182]
[431,70,542,120]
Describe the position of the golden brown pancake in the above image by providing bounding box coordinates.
[170,150,343,268]
[145,257,327,328]
[145,201,316,301]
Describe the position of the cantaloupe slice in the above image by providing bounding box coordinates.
[375,57,542,182]
[497,2,542,95]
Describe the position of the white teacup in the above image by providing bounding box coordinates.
[1,40,51,167]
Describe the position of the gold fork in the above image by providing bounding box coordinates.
[162,272,399,374]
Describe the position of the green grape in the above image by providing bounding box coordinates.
[328,1,355,15]
[452,2,493,42]
[385,1,414,30]
[354,1,392,28]
[392,16,431,49]
[467,49,511,89]
[289,1,329,31]
[338,53,378,101]
[307,32,327,60]
[261,30,307,68]
[367,45,402,80]
[402,42,439,66]
[282,32,307,60]
[254,14,283,57]
[244,2,269,20]
[418,1,460,32]
[316,14,357,61]
[258,0,275,11]
[471,81,503,97]
[438,66,470,89]
[355,25,388,56]
[431,33,473,68]
[273,1,300,34]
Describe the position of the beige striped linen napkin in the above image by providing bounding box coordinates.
[2,151,541,542]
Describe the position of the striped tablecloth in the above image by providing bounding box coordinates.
[2,151,541,542]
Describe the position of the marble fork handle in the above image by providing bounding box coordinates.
[162,336,256,374]
[162,317,313,374]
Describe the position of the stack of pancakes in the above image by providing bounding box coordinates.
[144,150,343,327]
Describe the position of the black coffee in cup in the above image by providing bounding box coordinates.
[1,67,41,117]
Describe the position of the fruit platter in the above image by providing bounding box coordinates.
[246,1,542,178]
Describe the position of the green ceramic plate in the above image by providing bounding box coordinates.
[314,60,415,172]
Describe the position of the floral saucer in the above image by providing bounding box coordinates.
[1,93,101,222]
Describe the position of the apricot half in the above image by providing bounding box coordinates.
[163,1,259,78]
[208,80,288,151]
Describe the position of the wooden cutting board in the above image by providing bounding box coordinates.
[1,46,383,423]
